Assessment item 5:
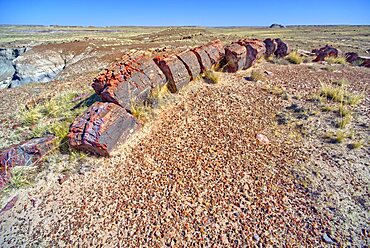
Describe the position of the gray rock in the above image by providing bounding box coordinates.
[0,59,15,89]
[253,234,260,242]
[11,49,66,87]
[323,233,335,244]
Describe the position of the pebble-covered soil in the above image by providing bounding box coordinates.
[0,62,369,247]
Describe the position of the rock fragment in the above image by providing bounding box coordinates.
[191,47,212,72]
[68,102,138,156]
[235,39,266,69]
[176,50,201,80]
[0,135,55,189]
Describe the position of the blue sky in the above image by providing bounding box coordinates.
[0,0,369,26]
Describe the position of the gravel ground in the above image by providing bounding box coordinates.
[1,62,369,247]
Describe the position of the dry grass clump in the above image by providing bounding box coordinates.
[326,56,347,65]
[203,68,220,84]
[130,103,151,123]
[250,70,265,82]
[325,130,348,143]
[337,114,352,129]
[286,51,303,64]
[18,91,90,143]
[348,140,365,149]
[320,84,363,105]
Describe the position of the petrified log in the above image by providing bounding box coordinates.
[176,50,201,80]
[191,47,212,72]
[202,40,225,65]
[68,102,138,157]
[312,45,341,62]
[345,52,359,64]
[361,58,370,68]
[263,38,277,57]
[224,43,247,72]
[274,38,290,58]
[235,39,266,69]
[0,135,55,189]
[97,57,167,110]
[154,55,191,93]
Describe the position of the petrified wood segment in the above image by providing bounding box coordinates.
[68,102,138,157]
[96,57,167,110]
[224,43,247,72]
[235,39,266,69]
[263,38,277,57]
[202,40,225,65]
[176,50,201,80]
[312,45,342,62]
[0,135,55,189]
[274,38,290,58]
[154,55,191,93]
[191,47,212,72]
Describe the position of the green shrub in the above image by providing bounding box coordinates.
[286,51,303,64]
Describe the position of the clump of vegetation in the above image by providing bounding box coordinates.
[325,130,348,143]
[348,140,365,149]
[320,84,363,105]
[286,51,303,64]
[149,84,170,101]
[326,56,347,65]
[322,65,335,72]
[250,70,265,82]
[18,91,91,145]
[130,103,151,123]
[337,114,352,129]
[204,69,220,84]
[3,168,32,193]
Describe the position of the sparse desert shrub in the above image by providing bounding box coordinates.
[204,69,220,84]
[130,103,150,123]
[346,92,363,106]
[337,114,352,129]
[149,84,170,101]
[338,105,350,117]
[326,56,347,65]
[286,51,303,64]
[348,140,365,149]
[250,70,265,82]
[4,168,32,192]
[320,85,345,102]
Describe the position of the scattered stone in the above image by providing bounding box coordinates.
[58,174,70,185]
[256,133,270,144]
[224,43,247,72]
[323,233,335,244]
[201,39,225,65]
[264,70,273,76]
[68,102,138,157]
[0,195,18,214]
[253,233,260,242]
[0,135,55,189]
[344,52,358,64]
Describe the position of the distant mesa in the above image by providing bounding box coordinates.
[269,23,286,28]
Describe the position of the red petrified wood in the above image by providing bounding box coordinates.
[312,45,341,62]
[94,57,167,110]
[235,39,266,69]
[201,40,225,65]
[274,38,290,58]
[0,135,55,189]
[191,46,213,72]
[68,102,138,157]
[224,43,247,72]
[154,55,191,93]
[176,50,202,80]
[263,38,277,57]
